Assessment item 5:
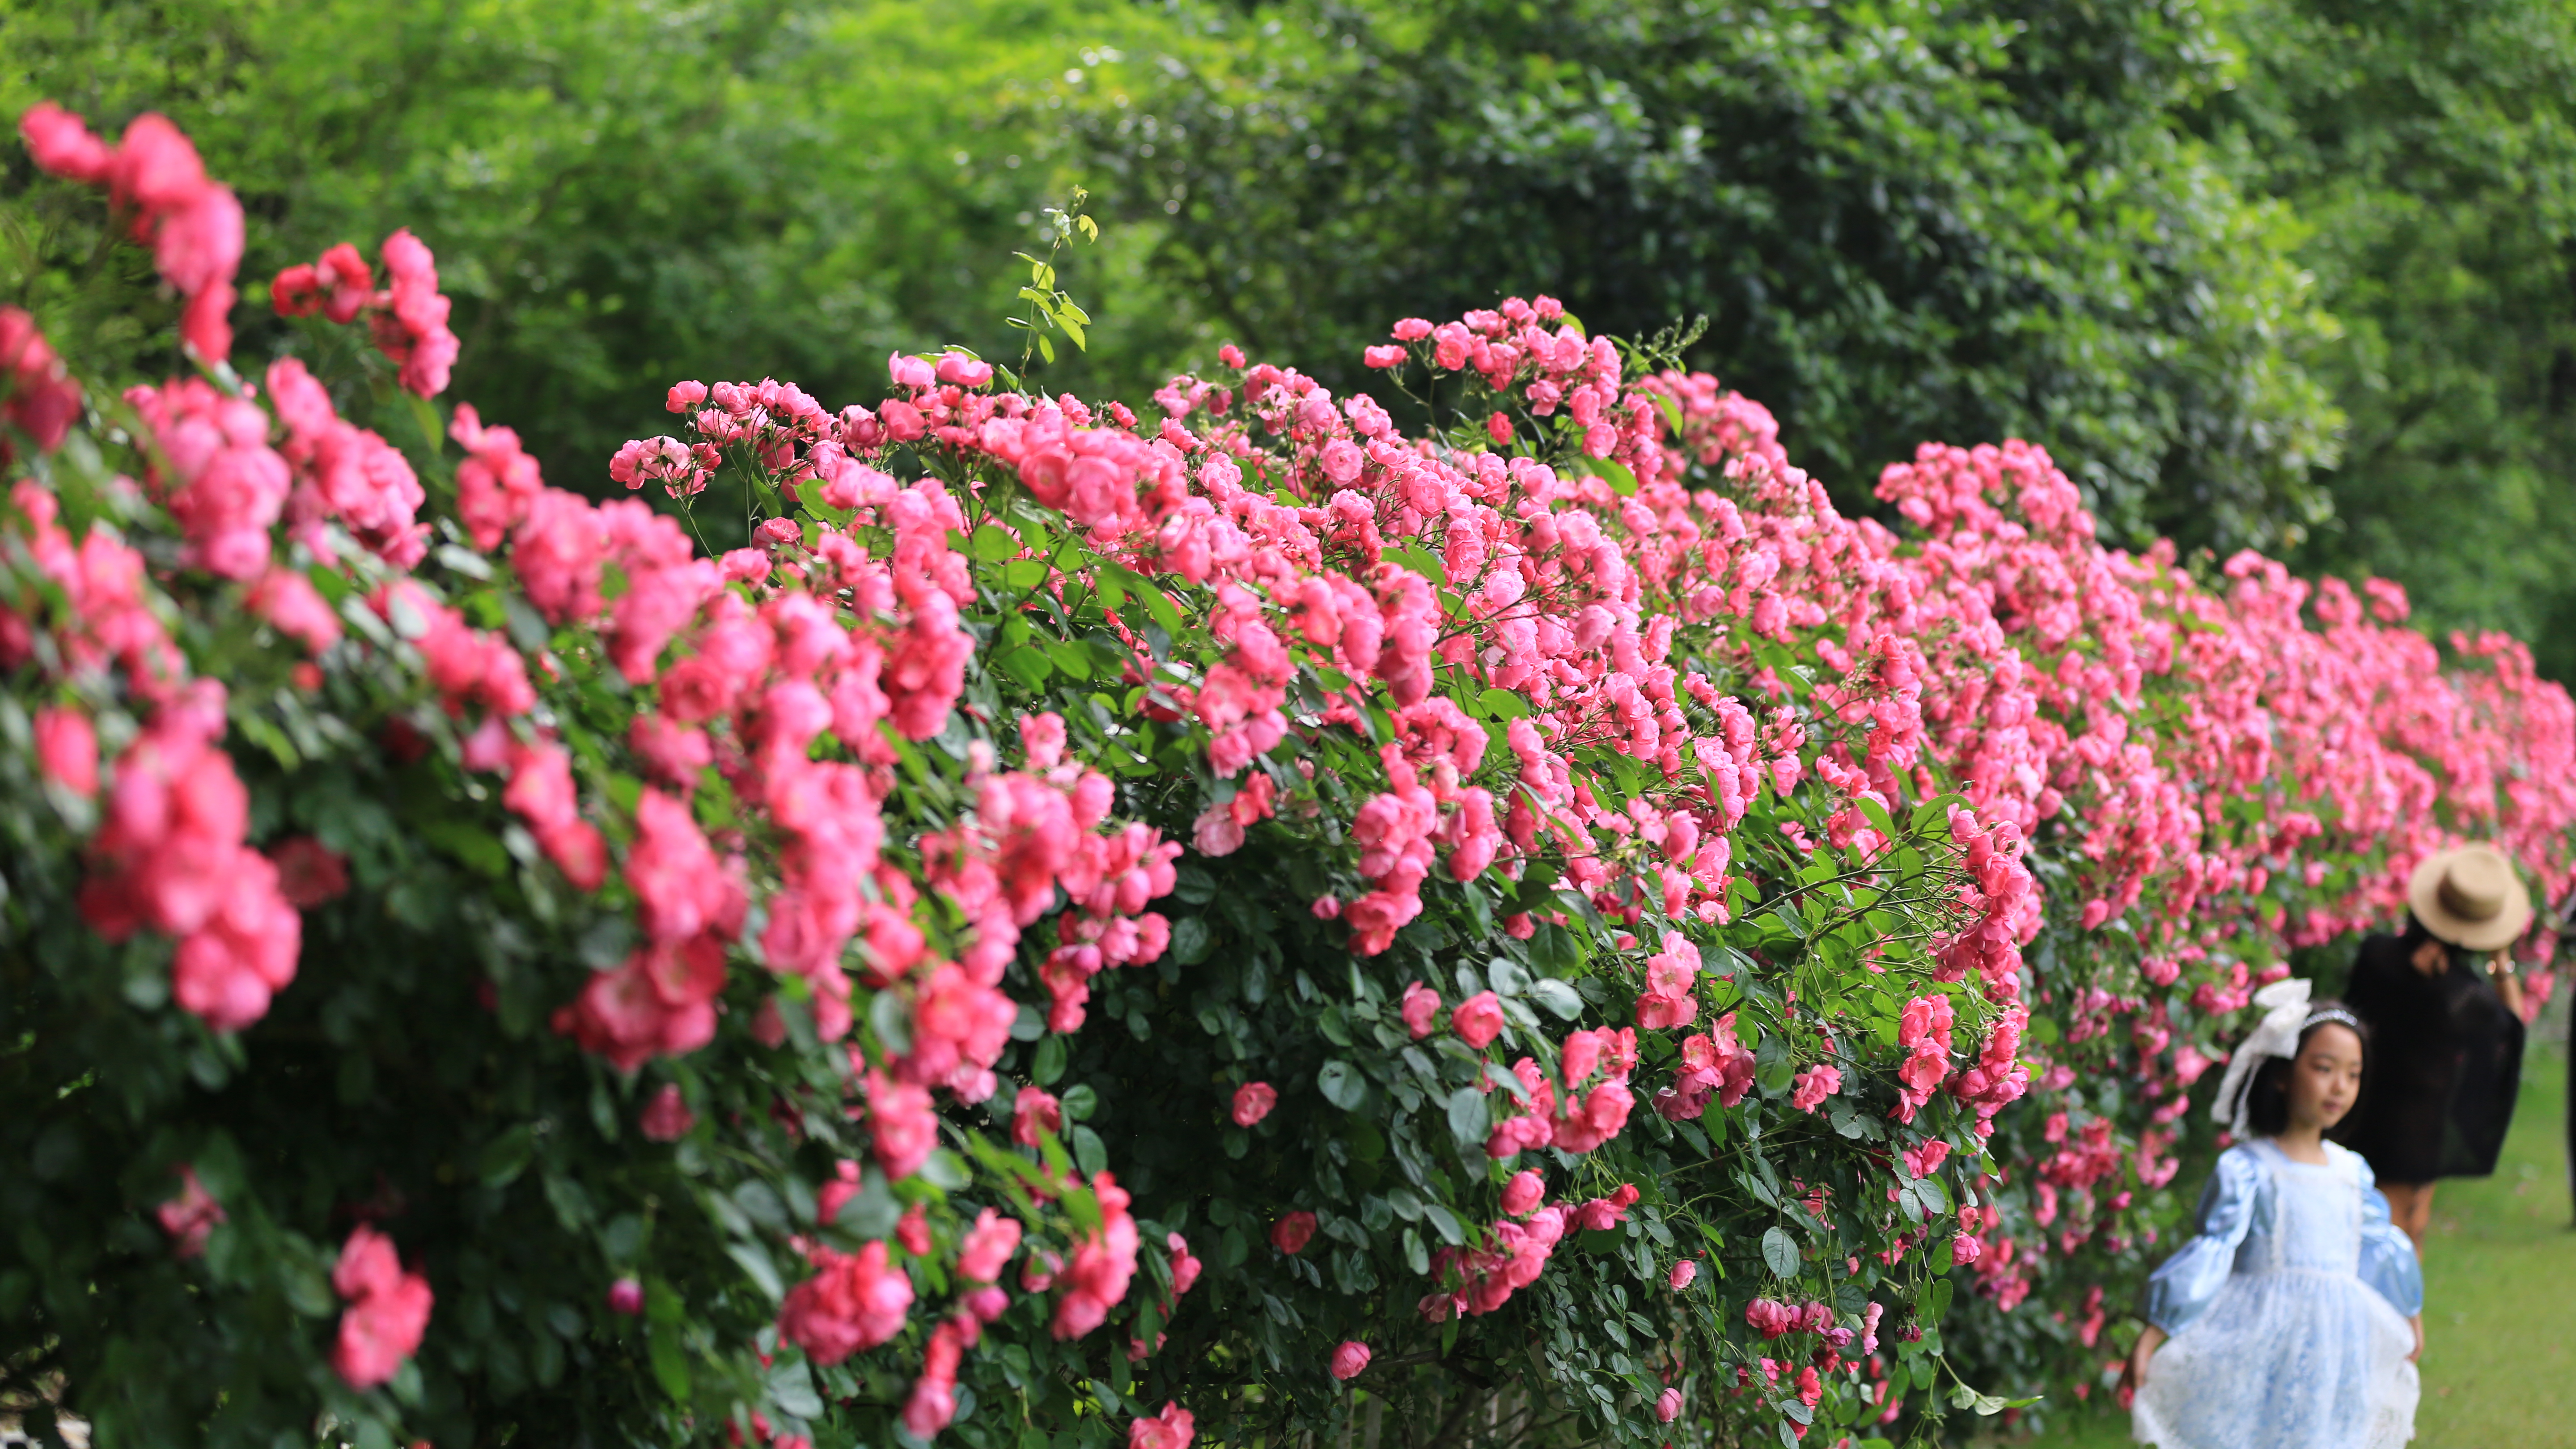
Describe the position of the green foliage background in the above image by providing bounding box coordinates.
[8,0,2573,672]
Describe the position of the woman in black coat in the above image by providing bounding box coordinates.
[2341,845,2530,1252]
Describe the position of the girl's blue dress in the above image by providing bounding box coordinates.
[2133,1139,2422,1449]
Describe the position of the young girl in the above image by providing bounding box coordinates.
[2128,979,2424,1449]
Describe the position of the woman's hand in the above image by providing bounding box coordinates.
[2122,1324,2167,1395]
[2410,1313,2424,1363]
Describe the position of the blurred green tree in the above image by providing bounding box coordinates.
[2208,0,2576,680]
[0,0,1201,498]
[1057,0,2347,553]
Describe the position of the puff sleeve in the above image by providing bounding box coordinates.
[2354,1154,2424,1318]
[2142,1146,2265,1334]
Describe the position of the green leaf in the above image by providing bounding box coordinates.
[1030,1035,1068,1087]
[1071,1125,1108,1176]
[647,1280,692,1402]
[1477,687,1530,720]
[1529,978,1584,1021]
[1318,1059,1366,1110]
[1423,1202,1465,1246]
[767,1358,825,1419]
[994,645,1053,690]
[1761,1226,1798,1277]
[1445,1085,1489,1148]
[970,524,1021,560]
[477,1124,537,1188]
[727,1241,784,1301]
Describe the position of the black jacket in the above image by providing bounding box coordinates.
[2342,929,2525,1182]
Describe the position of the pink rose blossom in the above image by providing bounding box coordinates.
[606,1278,644,1315]
[638,1084,695,1141]
[1400,979,1441,1038]
[779,1239,913,1364]
[1271,1211,1317,1255]
[1231,1081,1278,1127]
[1130,1402,1196,1449]
[33,705,97,796]
[329,1225,432,1390]
[1014,1085,1063,1147]
[1790,1063,1842,1113]
[154,1165,225,1258]
[1329,1340,1371,1380]
[1452,990,1505,1048]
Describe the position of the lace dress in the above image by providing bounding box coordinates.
[2133,1140,2422,1449]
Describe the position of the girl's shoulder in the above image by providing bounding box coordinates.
[2212,1140,2280,1189]
[2320,1138,2371,1186]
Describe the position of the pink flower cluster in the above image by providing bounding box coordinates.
[154,1165,226,1258]
[1653,1014,1757,1120]
[1419,1175,1636,1322]
[1481,1025,1638,1159]
[1129,1402,1195,1449]
[779,1239,914,1365]
[1744,1297,1842,1342]
[21,104,242,361]
[1,481,306,1034]
[0,309,82,458]
[271,231,462,397]
[330,1225,434,1391]
[266,356,430,567]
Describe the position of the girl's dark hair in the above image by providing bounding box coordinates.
[2246,1001,2370,1139]
[2400,913,2464,968]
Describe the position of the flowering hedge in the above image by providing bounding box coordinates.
[3,105,2569,1449]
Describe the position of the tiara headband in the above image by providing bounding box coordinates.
[2211,979,2345,1137]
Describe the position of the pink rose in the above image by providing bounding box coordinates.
[778,1240,914,1364]
[1129,1402,1196,1449]
[1014,1085,1063,1147]
[1231,1081,1278,1127]
[328,1224,432,1390]
[638,1084,695,1141]
[1500,1169,1545,1217]
[958,1208,1023,1284]
[606,1278,644,1316]
[1790,1063,1842,1113]
[34,706,97,796]
[1669,1259,1697,1290]
[1271,1211,1317,1255]
[1329,1340,1371,1380]
[1656,1387,1682,1423]
[154,1164,225,1258]
[1452,990,1505,1049]
[1400,979,1441,1038]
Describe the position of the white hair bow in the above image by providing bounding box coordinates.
[2212,977,2313,1137]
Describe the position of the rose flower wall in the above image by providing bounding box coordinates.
[1,105,2569,1449]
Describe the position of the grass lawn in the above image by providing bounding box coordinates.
[2019,993,2573,1447]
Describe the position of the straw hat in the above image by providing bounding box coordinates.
[2407,844,2532,952]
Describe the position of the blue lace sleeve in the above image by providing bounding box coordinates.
[2142,1146,2264,1334]
[2353,1154,2423,1318]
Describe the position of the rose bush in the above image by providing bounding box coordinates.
[3,105,2569,1449]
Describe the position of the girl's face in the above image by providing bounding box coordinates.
[2285,1022,2365,1131]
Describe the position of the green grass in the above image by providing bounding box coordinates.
[2021,996,2573,1447]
